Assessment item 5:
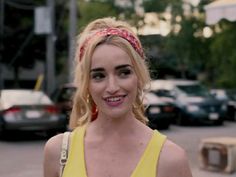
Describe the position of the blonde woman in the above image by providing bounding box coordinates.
[43,17,193,177]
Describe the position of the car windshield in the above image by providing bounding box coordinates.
[176,84,210,97]
[0,90,52,109]
[59,87,76,101]
[227,90,236,100]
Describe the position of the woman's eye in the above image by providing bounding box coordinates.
[119,69,132,78]
[91,73,105,81]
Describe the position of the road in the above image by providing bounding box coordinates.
[0,121,236,177]
[161,121,236,177]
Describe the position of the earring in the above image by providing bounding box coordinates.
[86,94,90,103]
[87,94,98,121]
[91,104,98,121]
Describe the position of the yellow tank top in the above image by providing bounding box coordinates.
[62,126,166,177]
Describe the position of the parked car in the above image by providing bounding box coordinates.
[51,83,76,121]
[150,79,226,125]
[210,89,236,121]
[210,89,229,103]
[144,92,176,129]
[225,90,236,121]
[0,89,67,136]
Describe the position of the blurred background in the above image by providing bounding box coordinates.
[1,0,236,94]
[1,0,236,177]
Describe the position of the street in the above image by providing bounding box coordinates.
[0,121,236,177]
[162,121,236,177]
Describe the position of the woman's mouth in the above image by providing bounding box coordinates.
[104,95,126,107]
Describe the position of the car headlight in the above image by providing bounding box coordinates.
[187,105,200,112]
[149,107,160,114]
[3,113,18,122]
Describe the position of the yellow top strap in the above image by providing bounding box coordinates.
[60,132,70,177]
[62,125,87,177]
[131,131,166,177]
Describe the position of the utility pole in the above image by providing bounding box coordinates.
[68,0,77,83]
[0,0,4,89]
[46,0,55,94]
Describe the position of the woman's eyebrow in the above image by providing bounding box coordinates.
[90,68,104,72]
[115,64,132,70]
[90,64,132,73]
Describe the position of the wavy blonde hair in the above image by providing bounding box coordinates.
[69,17,151,129]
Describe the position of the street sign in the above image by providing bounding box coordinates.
[34,6,52,34]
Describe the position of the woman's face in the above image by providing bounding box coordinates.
[89,44,138,119]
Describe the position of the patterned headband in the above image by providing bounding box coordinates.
[79,27,144,60]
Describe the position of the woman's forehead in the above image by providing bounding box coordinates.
[90,44,133,67]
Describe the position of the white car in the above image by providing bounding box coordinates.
[0,89,67,136]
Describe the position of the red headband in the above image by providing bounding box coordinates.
[79,28,144,60]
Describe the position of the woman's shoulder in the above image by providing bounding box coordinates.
[162,139,187,157]
[157,139,193,177]
[43,133,64,177]
[44,133,64,154]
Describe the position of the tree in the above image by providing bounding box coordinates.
[77,0,145,31]
[208,20,236,88]
[3,0,45,87]
[1,0,77,87]
[77,0,118,32]
[143,0,212,80]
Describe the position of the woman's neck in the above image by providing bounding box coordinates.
[86,112,148,139]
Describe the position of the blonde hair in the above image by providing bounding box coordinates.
[69,17,151,129]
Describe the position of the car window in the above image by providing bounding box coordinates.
[154,89,173,98]
[176,84,210,97]
[58,87,76,102]
[227,91,236,100]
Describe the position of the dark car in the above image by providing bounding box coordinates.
[150,79,227,125]
[226,90,236,121]
[51,83,76,120]
[0,89,67,136]
[210,89,236,121]
[144,92,176,129]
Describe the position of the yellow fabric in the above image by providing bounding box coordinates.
[62,125,166,177]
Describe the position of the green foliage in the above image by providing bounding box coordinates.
[77,0,143,31]
[143,1,209,79]
[3,2,44,68]
[143,0,167,12]
[78,1,118,31]
[166,15,211,76]
[209,21,236,88]
[143,0,183,13]
[142,0,236,88]
[2,0,236,89]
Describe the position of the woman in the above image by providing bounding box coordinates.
[43,17,193,177]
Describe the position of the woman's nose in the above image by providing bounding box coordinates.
[106,76,119,94]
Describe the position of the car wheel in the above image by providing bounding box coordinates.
[176,112,185,125]
[0,129,8,139]
[161,123,170,130]
[214,119,223,126]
